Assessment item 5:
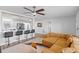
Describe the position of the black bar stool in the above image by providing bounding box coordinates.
[30,29,35,33]
[24,30,30,40]
[4,32,13,46]
[30,29,35,37]
[15,31,23,43]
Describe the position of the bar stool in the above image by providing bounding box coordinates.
[24,30,30,40]
[30,29,35,37]
[4,32,13,46]
[15,31,23,43]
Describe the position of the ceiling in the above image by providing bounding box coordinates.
[0,6,78,20]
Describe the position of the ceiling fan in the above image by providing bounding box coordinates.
[23,6,45,16]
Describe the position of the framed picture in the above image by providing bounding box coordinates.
[17,23,25,30]
[37,23,42,27]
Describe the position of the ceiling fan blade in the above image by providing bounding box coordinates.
[23,12,32,14]
[37,13,45,15]
[24,7,33,12]
[36,9,44,13]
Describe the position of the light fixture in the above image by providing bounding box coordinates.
[32,13,36,16]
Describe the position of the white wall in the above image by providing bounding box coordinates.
[76,11,79,36]
[34,16,76,35]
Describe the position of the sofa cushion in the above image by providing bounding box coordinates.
[42,40,53,47]
[49,45,63,53]
[42,37,58,47]
[54,39,67,48]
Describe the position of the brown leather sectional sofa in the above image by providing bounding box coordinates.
[41,32,76,53]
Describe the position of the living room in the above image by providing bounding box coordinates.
[0,6,79,53]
